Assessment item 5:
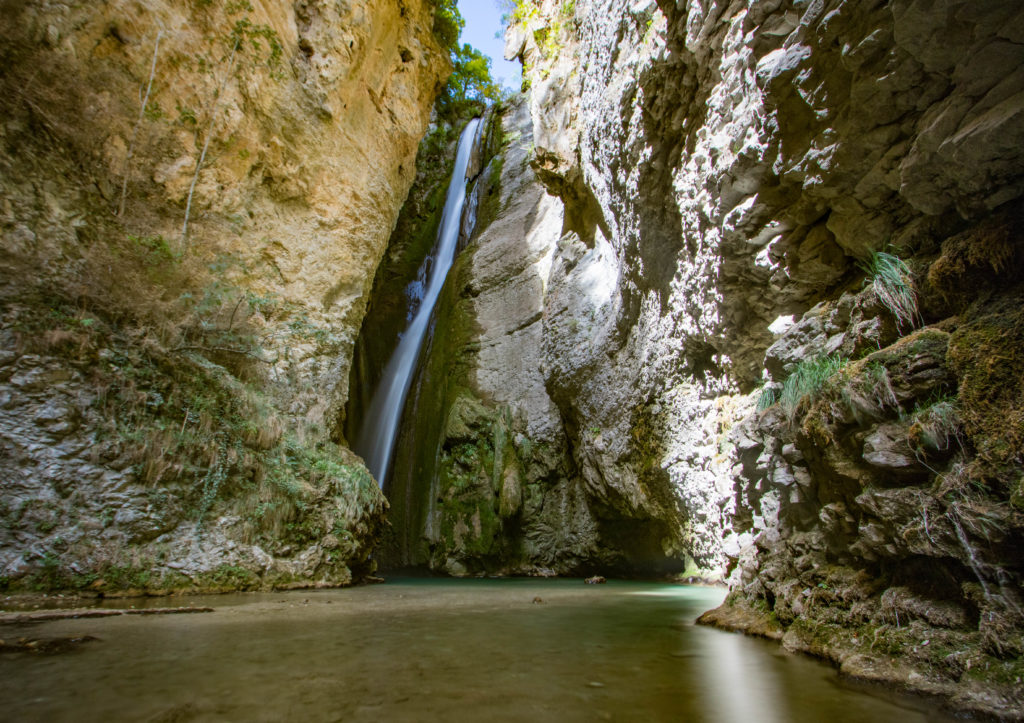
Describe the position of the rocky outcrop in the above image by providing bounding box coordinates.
[0,0,448,591]
[489,0,1024,715]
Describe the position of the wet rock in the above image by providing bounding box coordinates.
[877,587,971,630]
[0,635,98,654]
[585,576,606,585]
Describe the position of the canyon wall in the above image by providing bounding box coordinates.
[365,95,706,576]
[398,0,1021,714]
[0,0,448,591]
[530,0,1023,714]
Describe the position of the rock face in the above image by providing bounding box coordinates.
[0,0,448,591]
[450,0,1024,715]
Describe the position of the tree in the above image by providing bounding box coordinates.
[436,44,503,120]
[432,0,465,51]
[429,3,504,120]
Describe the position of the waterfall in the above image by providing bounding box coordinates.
[355,117,483,486]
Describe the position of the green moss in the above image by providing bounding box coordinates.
[1011,476,1024,512]
[630,401,666,483]
[800,328,953,435]
[627,401,688,529]
[196,564,259,590]
[473,154,505,235]
[948,296,1024,485]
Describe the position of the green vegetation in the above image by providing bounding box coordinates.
[430,2,503,122]
[497,0,541,26]
[436,43,503,121]
[498,0,572,76]
[433,399,514,563]
[947,297,1024,494]
[127,233,179,267]
[907,395,962,455]
[471,111,510,234]
[11,559,272,594]
[837,359,898,422]
[860,249,920,332]
[431,0,464,50]
[3,293,382,592]
[777,354,847,421]
[756,384,778,412]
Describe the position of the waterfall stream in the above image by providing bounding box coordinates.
[355,117,483,486]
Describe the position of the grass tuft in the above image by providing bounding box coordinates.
[838,360,899,423]
[908,396,963,456]
[757,385,778,412]
[861,250,921,332]
[778,354,847,422]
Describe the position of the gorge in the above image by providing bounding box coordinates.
[1,0,1022,719]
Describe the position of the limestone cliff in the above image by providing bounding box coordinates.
[483,0,1023,715]
[0,0,448,592]
[374,95,706,575]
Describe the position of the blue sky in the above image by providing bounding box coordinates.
[457,0,522,90]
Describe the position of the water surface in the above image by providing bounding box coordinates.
[0,579,961,722]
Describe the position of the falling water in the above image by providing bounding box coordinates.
[355,117,483,485]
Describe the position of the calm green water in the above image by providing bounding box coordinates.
[0,579,960,722]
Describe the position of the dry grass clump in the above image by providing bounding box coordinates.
[838,360,899,424]
[908,396,963,457]
[928,210,1022,308]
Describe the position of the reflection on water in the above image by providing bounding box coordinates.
[0,579,963,722]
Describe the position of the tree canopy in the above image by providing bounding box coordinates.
[432,0,464,50]
[431,1,504,121]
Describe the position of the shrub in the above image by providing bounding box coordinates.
[498,0,540,27]
[861,250,920,332]
[429,2,503,121]
[432,0,464,50]
[436,44,503,121]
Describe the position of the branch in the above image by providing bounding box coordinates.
[118,30,163,218]
[226,294,245,333]
[181,36,240,250]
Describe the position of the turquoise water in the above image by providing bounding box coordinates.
[0,579,961,721]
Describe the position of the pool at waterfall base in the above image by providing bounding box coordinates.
[0,578,965,722]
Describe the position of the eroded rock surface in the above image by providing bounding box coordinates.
[484,0,1024,715]
[0,0,447,591]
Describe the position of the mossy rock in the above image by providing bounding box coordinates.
[927,205,1024,311]
[444,393,494,443]
[948,292,1024,483]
